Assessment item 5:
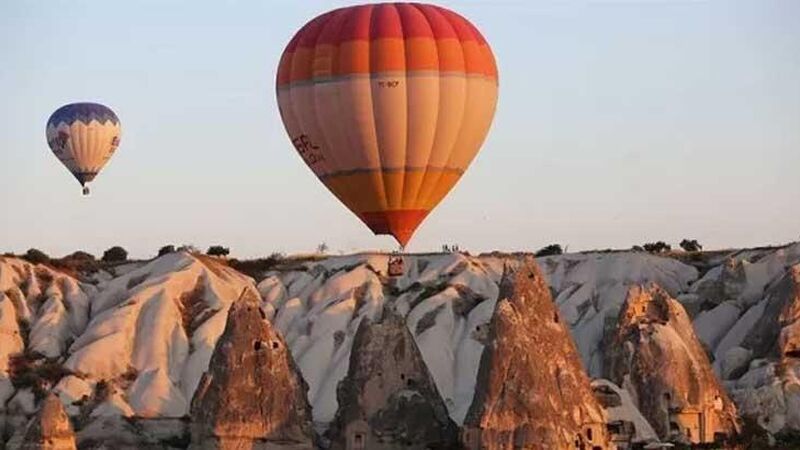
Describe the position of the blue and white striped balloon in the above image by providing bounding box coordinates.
[46,102,121,195]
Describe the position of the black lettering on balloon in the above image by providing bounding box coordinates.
[109,136,120,154]
[292,133,325,165]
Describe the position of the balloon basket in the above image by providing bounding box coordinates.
[82,186,90,196]
[388,254,405,277]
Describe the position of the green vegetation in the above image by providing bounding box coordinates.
[206,245,230,257]
[535,244,563,257]
[102,246,128,262]
[22,248,51,264]
[158,245,176,257]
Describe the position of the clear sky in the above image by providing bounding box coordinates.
[1,0,798,259]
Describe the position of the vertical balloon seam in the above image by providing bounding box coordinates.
[366,4,393,220]
[324,10,366,215]
[330,10,368,217]
[411,4,459,210]
[308,15,340,174]
[334,5,379,215]
[359,5,388,221]
[312,11,357,212]
[93,125,102,174]
[438,8,496,209]
[437,9,484,199]
[76,124,87,181]
[407,2,447,212]
[288,38,330,178]
[398,3,415,212]
[87,125,97,175]
[395,3,410,218]
[337,5,385,216]
[416,6,470,210]
[404,3,440,213]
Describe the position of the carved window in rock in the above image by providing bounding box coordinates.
[353,432,365,450]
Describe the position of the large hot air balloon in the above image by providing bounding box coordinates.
[276,3,498,247]
[46,102,121,195]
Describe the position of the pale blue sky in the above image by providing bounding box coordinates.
[1,1,798,258]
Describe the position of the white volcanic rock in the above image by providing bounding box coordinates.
[52,376,92,416]
[591,379,659,445]
[9,389,38,416]
[265,251,700,429]
[691,243,800,312]
[63,253,254,417]
[0,257,92,368]
[693,301,742,351]
[723,265,800,433]
[537,252,698,377]
[728,358,800,434]
[265,252,502,426]
[89,386,135,418]
[0,257,92,358]
[3,244,800,445]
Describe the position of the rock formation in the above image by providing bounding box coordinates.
[740,265,800,359]
[75,415,173,450]
[327,307,459,450]
[604,283,739,445]
[462,258,609,450]
[19,393,76,450]
[726,264,800,433]
[591,379,659,449]
[189,288,314,450]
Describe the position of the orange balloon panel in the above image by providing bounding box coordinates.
[276,3,498,246]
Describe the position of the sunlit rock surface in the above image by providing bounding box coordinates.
[326,308,458,450]
[462,259,609,449]
[189,288,313,449]
[605,284,740,444]
[1,243,799,447]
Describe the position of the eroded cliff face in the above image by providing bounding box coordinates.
[463,259,609,450]
[327,308,458,450]
[3,244,800,447]
[727,265,800,433]
[605,284,739,444]
[739,265,800,360]
[19,393,76,450]
[189,288,313,449]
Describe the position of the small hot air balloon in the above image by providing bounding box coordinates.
[46,102,121,195]
[276,2,498,247]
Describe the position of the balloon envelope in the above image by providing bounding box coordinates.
[46,102,121,190]
[276,2,498,246]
